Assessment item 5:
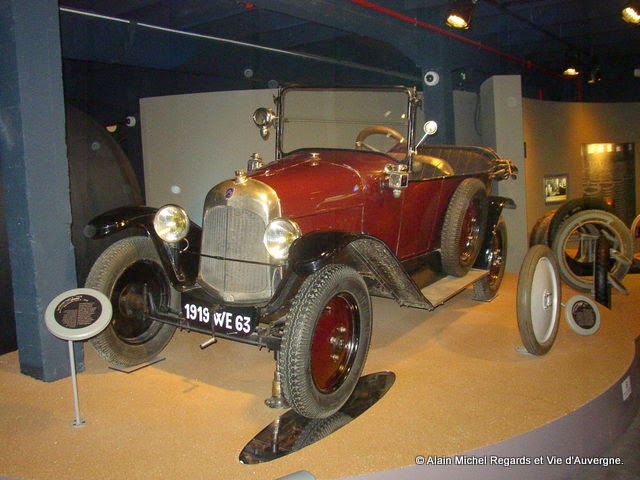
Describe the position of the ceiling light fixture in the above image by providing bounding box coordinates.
[563,51,580,76]
[622,0,640,24]
[445,0,478,30]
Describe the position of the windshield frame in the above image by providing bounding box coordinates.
[274,86,421,166]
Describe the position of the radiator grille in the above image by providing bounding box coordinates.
[199,205,272,302]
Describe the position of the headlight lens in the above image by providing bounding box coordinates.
[153,205,190,243]
[263,218,301,260]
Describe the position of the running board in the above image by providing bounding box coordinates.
[420,269,488,307]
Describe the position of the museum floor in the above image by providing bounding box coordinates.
[1,273,639,480]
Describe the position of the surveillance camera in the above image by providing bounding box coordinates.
[424,71,440,87]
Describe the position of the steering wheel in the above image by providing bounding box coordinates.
[355,126,406,153]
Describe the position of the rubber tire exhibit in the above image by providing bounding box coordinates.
[86,236,177,367]
[564,295,601,335]
[517,245,561,355]
[279,264,372,419]
[547,197,613,246]
[529,209,556,246]
[551,209,633,293]
[594,235,611,308]
[473,217,507,301]
[441,178,488,277]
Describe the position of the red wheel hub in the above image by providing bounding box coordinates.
[310,294,359,393]
[460,199,481,262]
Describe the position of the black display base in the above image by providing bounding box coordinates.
[108,357,165,373]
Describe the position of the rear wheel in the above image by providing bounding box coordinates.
[279,264,372,419]
[86,236,177,367]
[473,218,507,301]
[441,178,488,277]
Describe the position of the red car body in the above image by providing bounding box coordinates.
[84,86,516,419]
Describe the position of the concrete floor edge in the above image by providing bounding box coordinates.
[288,336,640,480]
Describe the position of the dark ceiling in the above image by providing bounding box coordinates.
[58,0,639,112]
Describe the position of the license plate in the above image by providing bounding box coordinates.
[181,299,258,337]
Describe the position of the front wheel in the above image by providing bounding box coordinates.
[86,236,177,367]
[279,264,372,419]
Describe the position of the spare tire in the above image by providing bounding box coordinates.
[441,178,488,277]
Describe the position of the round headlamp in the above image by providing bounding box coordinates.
[263,218,301,260]
[153,205,190,243]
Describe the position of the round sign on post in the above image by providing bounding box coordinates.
[45,288,112,428]
[45,288,112,341]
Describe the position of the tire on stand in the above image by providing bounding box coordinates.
[547,197,613,246]
[594,234,611,308]
[473,217,507,301]
[441,178,488,277]
[86,236,177,367]
[529,209,556,246]
[517,245,561,355]
[551,209,633,293]
[279,264,372,419]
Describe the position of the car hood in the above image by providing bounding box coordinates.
[250,150,383,219]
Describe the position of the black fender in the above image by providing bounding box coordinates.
[474,196,516,269]
[84,205,202,290]
[287,231,433,310]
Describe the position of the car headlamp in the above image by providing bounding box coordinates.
[153,205,190,243]
[263,218,301,260]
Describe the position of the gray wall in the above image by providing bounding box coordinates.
[522,100,640,231]
[140,89,277,221]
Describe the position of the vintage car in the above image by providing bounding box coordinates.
[84,86,517,419]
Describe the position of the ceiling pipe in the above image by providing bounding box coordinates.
[59,6,421,83]
[349,0,583,98]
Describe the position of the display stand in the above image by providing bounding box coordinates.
[45,288,113,428]
[108,357,165,374]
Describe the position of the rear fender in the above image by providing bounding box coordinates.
[288,231,433,310]
[84,206,201,290]
[474,196,515,269]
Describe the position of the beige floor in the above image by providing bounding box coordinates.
[1,273,639,480]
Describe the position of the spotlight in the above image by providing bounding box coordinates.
[622,0,640,24]
[563,51,580,76]
[445,0,477,30]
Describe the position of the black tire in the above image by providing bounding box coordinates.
[529,209,556,246]
[279,264,372,419]
[594,235,611,308]
[441,178,488,277]
[517,245,561,355]
[473,217,507,301]
[547,197,613,246]
[551,209,633,292]
[86,236,177,367]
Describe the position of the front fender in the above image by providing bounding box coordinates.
[84,205,202,290]
[84,205,158,239]
[288,231,433,310]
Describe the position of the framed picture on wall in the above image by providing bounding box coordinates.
[544,174,568,204]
